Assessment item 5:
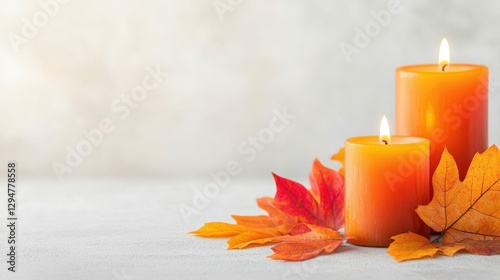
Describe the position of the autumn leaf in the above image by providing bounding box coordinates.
[387,232,441,262]
[273,159,345,230]
[331,147,345,176]
[272,173,323,226]
[231,197,296,231]
[228,226,288,249]
[388,145,500,262]
[388,232,500,262]
[256,196,297,227]
[454,239,500,255]
[416,145,500,243]
[231,214,277,229]
[189,222,248,237]
[269,223,342,261]
[309,158,345,229]
[190,222,289,249]
[191,157,345,261]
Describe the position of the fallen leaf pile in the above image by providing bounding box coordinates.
[387,145,500,262]
[190,156,345,261]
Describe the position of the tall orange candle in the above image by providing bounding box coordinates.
[396,39,488,182]
[345,116,430,247]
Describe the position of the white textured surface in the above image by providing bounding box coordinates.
[1,179,500,280]
[1,0,500,180]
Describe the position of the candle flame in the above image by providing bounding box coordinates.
[379,115,391,145]
[438,38,450,71]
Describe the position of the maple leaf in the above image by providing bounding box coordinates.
[309,158,345,229]
[227,226,287,249]
[190,222,289,249]
[273,159,344,230]
[190,157,345,260]
[387,232,441,262]
[416,145,500,243]
[388,145,500,262]
[330,147,345,176]
[269,223,343,261]
[453,239,500,255]
[388,232,500,262]
[189,222,248,237]
[272,173,322,226]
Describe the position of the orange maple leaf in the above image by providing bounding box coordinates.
[388,232,500,262]
[416,145,500,243]
[231,197,296,229]
[387,232,442,262]
[189,222,288,249]
[189,222,248,237]
[388,145,500,262]
[269,223,342,261]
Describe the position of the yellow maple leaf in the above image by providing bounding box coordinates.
[416,145,500,243]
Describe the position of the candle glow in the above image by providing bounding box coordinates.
[438,38,450,71]
[379,115,391,145]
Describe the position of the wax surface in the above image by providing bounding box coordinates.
[345,136,430,247]
[396,64,488,181]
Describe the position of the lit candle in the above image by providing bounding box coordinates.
[396,39,488,182]
[345,116,430,247]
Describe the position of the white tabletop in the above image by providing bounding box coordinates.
[2,178,500,280]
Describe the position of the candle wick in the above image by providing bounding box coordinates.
[441,64,448,71]
[382,140,388,145]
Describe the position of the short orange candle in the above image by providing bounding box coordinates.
[345,116,430,247]
[396,39,488,181]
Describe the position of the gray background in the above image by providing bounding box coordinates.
[1,0,499,181]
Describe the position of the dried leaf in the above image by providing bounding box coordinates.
[189,222,248,237]
[269,224,342,261]
[437,243,466,257]
[388,232,500,262]
[455,239,500,255]
[272,173,323,226]
[309,158,345,229]
[231,215,277,229]
[191,157,345,261]
[388,232,440,262]
[416,145,500,243]
[230,196,296,230]
[389,145,500,262]
[256,197,296,227]
[228,227,284,249]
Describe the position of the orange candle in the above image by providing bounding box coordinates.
[345,116,430,247]
[396,39,488,182]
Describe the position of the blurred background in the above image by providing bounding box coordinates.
[1,0,499,181]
